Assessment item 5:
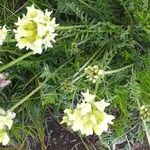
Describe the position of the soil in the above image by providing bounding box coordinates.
[27,117,100,150]
[27,117,150,150]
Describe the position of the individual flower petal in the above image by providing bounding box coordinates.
[90,114,97,124]
[0,25,8,45]
[0,129,10,146]
[93,111,114,136]
[81,89,95,102]
[81,121,93,136]
[94,99,110,112]
[0,108,5,115]
[77,102,92,115]
[26,5,44,21]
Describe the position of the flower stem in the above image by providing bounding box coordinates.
[9,60,70,111]
[57,25,87,30]
[0,51,33,72]
[142,119,150,146]
[4,39,17,43]
[78,134,90,150]
[9,77,49,111]
[72,73,85,83]
[94,77,101,95]
[104,64,133,75]
[79,0,99,14]
[73,43,106,79]
[136,96,150,146]
[136,99,150,146]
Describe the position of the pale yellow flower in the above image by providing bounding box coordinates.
[0,108,16,130]
[61,90,115,136]
[0,129,10,146]
[0,108,15,145]
[14,5,59,54]
[0,25,8,45]
[94,99,110,112]
[81,89,95,102]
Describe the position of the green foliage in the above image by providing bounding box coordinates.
[0,0,149,149]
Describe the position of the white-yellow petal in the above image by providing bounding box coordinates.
[90,114,97,124]
[0,129,10,146]
[81,89,95,102]
[94,99,110,112]
[78,103,92,115]
[0,109,16,130]
[81,121,93,136]
[0,25,8,45]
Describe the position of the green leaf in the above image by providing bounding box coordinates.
[42,94,55,106]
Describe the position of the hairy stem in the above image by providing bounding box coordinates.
[0,51,33,72]
[104,64,133,75]
[9,77,49,111]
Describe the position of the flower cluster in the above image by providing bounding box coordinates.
[84,65,104,83]
[0,73,11,88]
[0,25,8,45]
[14,5,59,54]
[140,105,150,122]
[60,80,75,93]
[0,108,16,145]
[61,90,115,136]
